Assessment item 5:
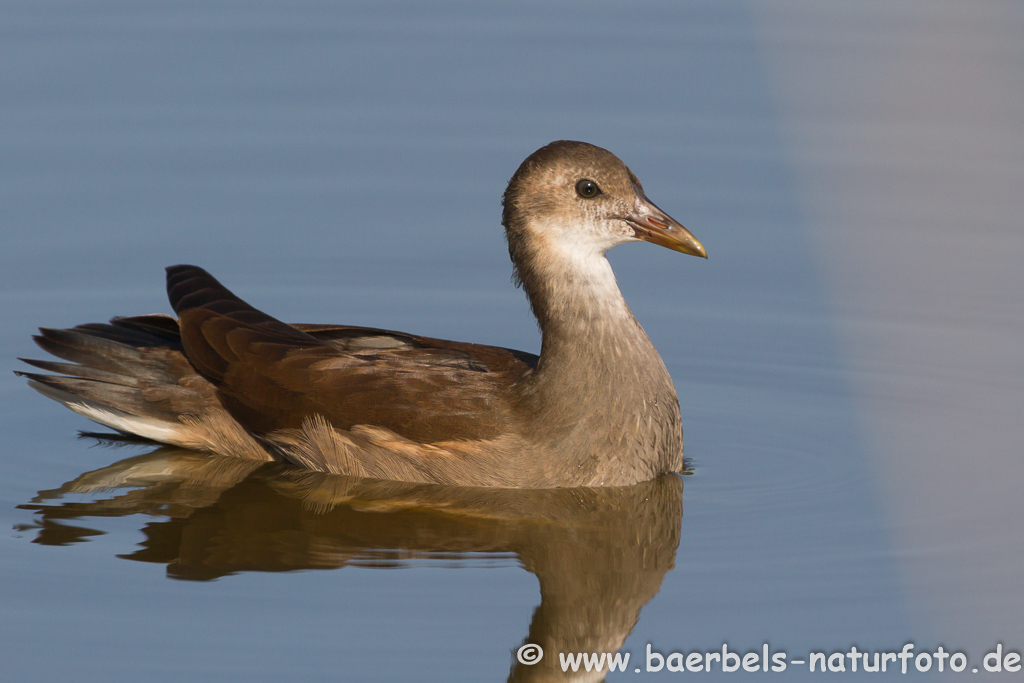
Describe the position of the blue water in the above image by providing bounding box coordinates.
[2,2,1021,680]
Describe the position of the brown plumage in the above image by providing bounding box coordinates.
[18,141,706,488]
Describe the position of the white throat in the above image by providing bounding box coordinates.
[528,218,634,322]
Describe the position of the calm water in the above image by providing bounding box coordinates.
[2,2,1021,680]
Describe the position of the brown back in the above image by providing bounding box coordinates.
[167,266,536,443]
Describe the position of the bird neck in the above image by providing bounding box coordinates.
[512,228,672,416]
[505,221,684,483]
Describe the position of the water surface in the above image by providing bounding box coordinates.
[2,1,1021,680]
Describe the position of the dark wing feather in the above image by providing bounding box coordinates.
[166,266,536,443]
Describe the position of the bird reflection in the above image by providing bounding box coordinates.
[17,446,684,682]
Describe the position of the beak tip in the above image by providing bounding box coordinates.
[676,238,707,259]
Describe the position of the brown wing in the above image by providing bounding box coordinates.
[166,265,536,443]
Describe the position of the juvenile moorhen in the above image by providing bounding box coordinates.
[19,141,706,488]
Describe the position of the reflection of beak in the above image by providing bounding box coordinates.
[625,191,707,258]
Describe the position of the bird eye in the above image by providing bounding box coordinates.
[575,179,600,199]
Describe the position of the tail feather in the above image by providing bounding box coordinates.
[18,314,274,461]
[31,328,140,374]
[18,316,196,432]
[19,371,154,410]
[109,314,183,340]
[18,357,135,386]
[22,376,191,445]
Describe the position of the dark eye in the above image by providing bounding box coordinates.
[575,179,600,199]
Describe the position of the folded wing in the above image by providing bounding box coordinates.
[166,265,535,443]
